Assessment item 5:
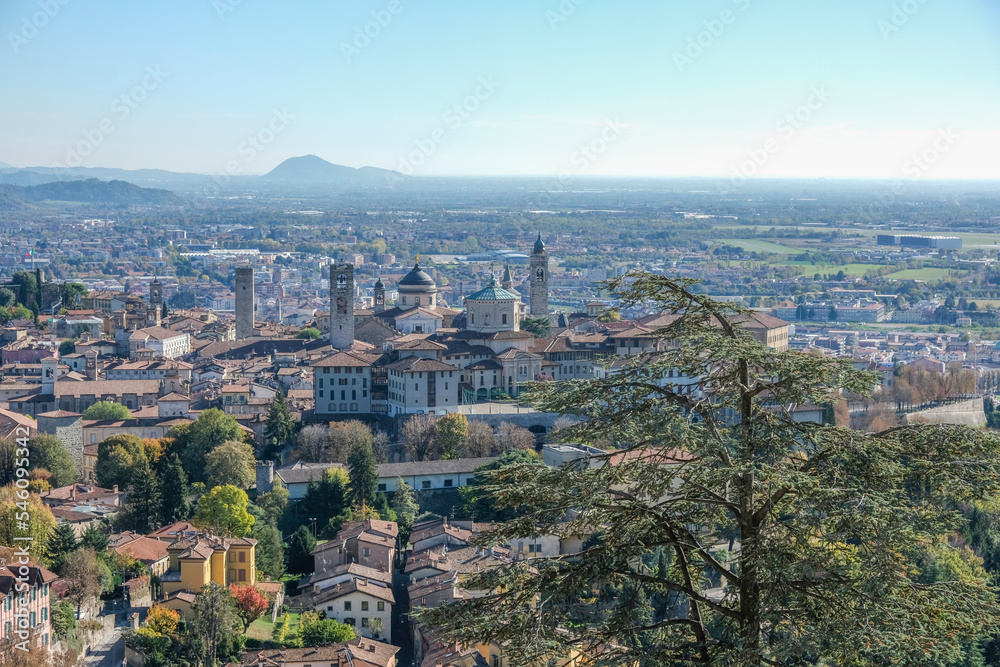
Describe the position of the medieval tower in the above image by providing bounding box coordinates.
[234,266,255,340]
[373,277,386,313]
[529,233,549,318]
[329,263,355,349]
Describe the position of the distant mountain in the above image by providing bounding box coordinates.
[0,162,13,170]
[0,170,79,187]
[260,155,402,185]
[0,178,183,209]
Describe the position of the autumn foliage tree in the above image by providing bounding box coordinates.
[229,584,270,631]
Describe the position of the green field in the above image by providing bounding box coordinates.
[247,612,300,641]
[884,267,953,281]
[781,262,886,276]
[715,239,803,254]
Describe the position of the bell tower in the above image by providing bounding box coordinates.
[373,277,386,313]
[329,264,355,350]
[529,233,549,318]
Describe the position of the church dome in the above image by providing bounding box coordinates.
[533,233,545,254]
[466,274,521,302]
[399,262,435,287]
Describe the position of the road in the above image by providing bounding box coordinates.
[85,629,124,667]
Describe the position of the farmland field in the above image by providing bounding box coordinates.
[884,267,953,281]
[715,239,803,254]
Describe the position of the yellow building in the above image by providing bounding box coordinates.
[161,532,256,597]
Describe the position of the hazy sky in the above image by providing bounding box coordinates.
[2,0,999,179]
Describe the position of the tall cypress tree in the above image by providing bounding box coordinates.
[121,458,161,534]
[346,439,378,509]
[159,453,191,525]
[264,392,294,458]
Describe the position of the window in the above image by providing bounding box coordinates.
[238,569,247,582]
[31,588,36,601]
[344,601,352,611]
[422,480,431,489]
[443,479,453,487]
[363,548,371,557]
[238,551,246,562]
[41,607,47,621]
[345,617,356,626]
[319,390,324,398]
[29,612,35,627]
[327,605,333,611]
[339,378,348,385]
[361,617,370,627]
[502,313,507,325]
[377,601,385,611]
[361,601,369,611]
[378,483,386,492]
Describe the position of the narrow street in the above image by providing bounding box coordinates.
[85,631,124,667]
[392,570,414,667]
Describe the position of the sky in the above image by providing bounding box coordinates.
[2,0,1000,179]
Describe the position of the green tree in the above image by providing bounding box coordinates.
[158,453,190,524]
[190,582,243,667]
[0,288,15,308]
[95,434,146,490]
[50,599,76,641]
[286,525,316,575]
[173,409,247,483]
[263,393,295,458]
[256,485,289,526]
[193,485,255,537]
[346,438,378,509]
[294,327,322,339]
[520,316,552,338]
[391,478,419,548]
[118,458,162,534]
[204,440,256,490]
[29,434,77,487]
[421,273,1000,666]
[458,450,542,522]
[78,522,109,552]
[46,522,78,572]
[58,339,76,356]
[298,610,356,646]
[437,413,469,460]
[251,522,285,580]
[61,546,105,615]
[81,400,132,421]
[299,468,348,530]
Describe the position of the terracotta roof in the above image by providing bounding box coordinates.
[229,638,399,667]
[314,350,382,368]
[111,532,170,564]
[312,577,396,605]
[385,357,457,373]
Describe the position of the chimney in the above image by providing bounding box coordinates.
[70,486,76,501]
[113,484,119,494]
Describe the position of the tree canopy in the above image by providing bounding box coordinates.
[81,400,132,421]
[421,273,1000,667]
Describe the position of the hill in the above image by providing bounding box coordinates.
[0,162,13,170]
[0,178,183,208]
[260,155,401,185]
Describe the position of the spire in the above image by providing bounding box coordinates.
[501,264,513,290]
[533,233,545,254]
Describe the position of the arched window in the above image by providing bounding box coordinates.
[337,274,347,287]
[502,313,508,325]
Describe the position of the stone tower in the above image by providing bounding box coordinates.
[530,233,549,317]
[149,278,163,311]
[234,266,255,340]
[373,277,386,313]
[501,265,513,291]
[329,263,355,349]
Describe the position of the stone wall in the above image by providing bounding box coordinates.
[904,398,987,428]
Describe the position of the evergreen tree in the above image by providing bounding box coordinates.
[251,522,285,580]
[299,469,348,529]
[264,392,295,458]
[390,478,419,548]
[78,523,109,552]
[190,582,243,666]
[158,453,190,525]
[46,522,78,572]
[119,458,162,534]
[286,525,317,575]
[346,438,378,509]
[421,273,1000,667]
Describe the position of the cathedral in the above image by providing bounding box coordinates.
[314,236,551,417]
